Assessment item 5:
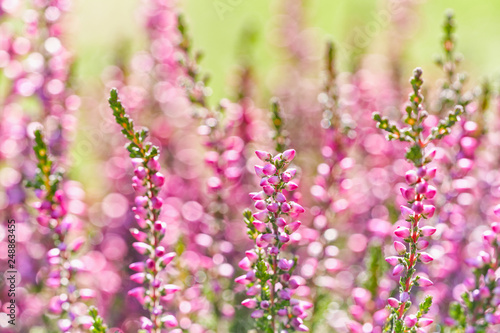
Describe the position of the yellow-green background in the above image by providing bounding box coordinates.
[70,0,500,102]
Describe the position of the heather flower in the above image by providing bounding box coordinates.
[374,67,463,330]
[238,149,310,332]
[109,89,178,332]
[27,130,91,330]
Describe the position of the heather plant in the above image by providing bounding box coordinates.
[27,129,92,331]
[373,67,464,332]
[448,206,500,331]
[109,89,179,332]
[237,148,311,332]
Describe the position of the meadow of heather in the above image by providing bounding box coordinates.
[3,1,500,332]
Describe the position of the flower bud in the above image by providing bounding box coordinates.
[285,221,301,234]
[242,298,257,308]
[418,318,433,327]
[394,241,406,255]
[405,170,418,184]
[423,205,435,218]
[417,276,433,287]
[263,163,277,176]
[385,256,400,266]
[425,185,437,199]
[392,264,404,276]
[412,201,424,214]
[255,150,271,161]
[151,172,165,187]
[405,315,417,328]
[387,298,399,308]
[419,252,434,263]
[421,226,437,237]
[394,226,410,238]
[282,149,296,162]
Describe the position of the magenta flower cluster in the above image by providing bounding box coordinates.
[236,149,311,332]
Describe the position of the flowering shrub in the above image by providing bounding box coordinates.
[2,1,500,333]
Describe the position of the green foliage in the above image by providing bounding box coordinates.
[89,306,108,333]
[26,130,63,201]
[109,89,159,162]
[270,97,287,153]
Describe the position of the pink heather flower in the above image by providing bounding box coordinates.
[79,289,96,300]
[130,228,148,242]
[128,287,145,299]
[255,150,272,161]
[163,285,181,295]
[281,202,291,212]
[285,221,301,234]
[135,196,148,207]
[255,200,267,210]
[235,275,249,285]
[494,204,500,217]
[276,192,287,202]
[425,167,437,180]
[401,205,414,219]
[388,297,399,308]
[162,315,178,328]
[421,226,437,237]
[147,157,160,172]
[278,233,290,243]
[282,149,296,162]
[393,264,404,276]
[289,277,301,289]
[131,273,146,284]
[251,310,264,318]
[425,185,437,199]
[417,239,429,250]
[385,256,400,266]
[134,166,147,179]
[415,181,428,194]
[267,176,280,185]
[424,149,436,163]
[483,230,496,244]
[418,277,433,287]
[253,210,269,221]
[130,262,145,272]
[151,172,165,186]
[278,259,294,271]
[242,298,258,308]
[423,204,435,217]
[412,201,424,214]
[238,257,252,271]
[419,252,434,263]
[405,315,417,327]
[290,202,305,214]
[253,221,267,232]
[276,217,287,227]
[159,252,176,266]
[394,241,406,255]
[285,182,299,191]
[418,318,433,327]
[132,242,152,255]
[394,226,410,238]
[405,170,418,184]
[400,187,416,201]
[256,234,269,248]
[267,202,279,212]
[254,165,265,177]
[263,163,277,176]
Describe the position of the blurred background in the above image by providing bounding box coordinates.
[71,0,500,102]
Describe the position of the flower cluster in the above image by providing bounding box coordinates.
[28,129,92,331]
[236,149,311,332]
[374,67,464,332]
[448,206,500,330]
[109,89,179,332]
